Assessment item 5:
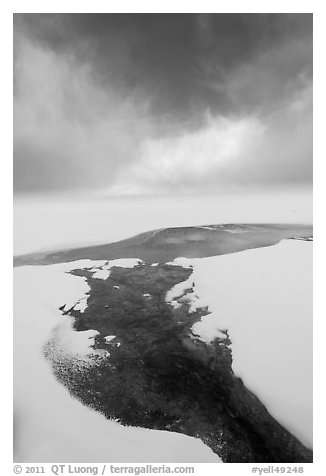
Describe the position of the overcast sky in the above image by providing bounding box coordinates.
[13,13,312,195]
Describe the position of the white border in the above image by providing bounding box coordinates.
[3,3,324,474]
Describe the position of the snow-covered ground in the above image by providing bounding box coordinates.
[14,261,221,463]
[167,240,312,448]
[13,191,312,458]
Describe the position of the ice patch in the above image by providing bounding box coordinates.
[166,257,193,268]
[91,265,112,280]
[166,278,192,308]
[191,316,227,341]
[166,276,202,314]
[104,335,116,343]
[109,258,143,268]
[73,297,88,313]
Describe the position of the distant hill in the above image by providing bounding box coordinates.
[14,223,313,267]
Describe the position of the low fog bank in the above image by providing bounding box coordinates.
[14,187,312,255]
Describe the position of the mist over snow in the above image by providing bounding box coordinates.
[14,189,312,255]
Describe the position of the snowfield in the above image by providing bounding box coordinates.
[167,239,312,448]
[14,261,221,463]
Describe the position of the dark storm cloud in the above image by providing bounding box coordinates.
[15,13,312,117]
[13,13,312,194]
